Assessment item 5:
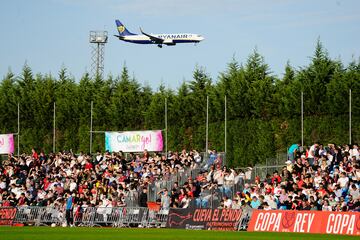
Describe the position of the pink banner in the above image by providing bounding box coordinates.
[105,130,163,152]
[0,134,14,154]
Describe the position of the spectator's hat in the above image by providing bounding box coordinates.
[285,160,292,165]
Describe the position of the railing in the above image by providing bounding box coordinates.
[147,152,227,203]
[6,206,168,228]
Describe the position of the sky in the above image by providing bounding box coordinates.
[0,0,359,90]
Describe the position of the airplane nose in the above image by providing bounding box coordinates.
[199,36,205,41]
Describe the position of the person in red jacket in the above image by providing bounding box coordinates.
[31,148,39,160]
[271,170,282,184]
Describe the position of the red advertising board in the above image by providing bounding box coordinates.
[248,210,360,235]
[0,207,17,226]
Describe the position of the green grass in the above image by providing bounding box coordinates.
[0,227,358,240]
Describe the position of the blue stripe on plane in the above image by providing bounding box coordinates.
[173,40,199,43]
[125,40,153,44]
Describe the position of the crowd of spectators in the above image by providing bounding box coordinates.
[0,143,359,214]
[224,143,359,211]
[0,148,205,210]
[156,143,359,212]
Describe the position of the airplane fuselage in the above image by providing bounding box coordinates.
[121,33,204,45]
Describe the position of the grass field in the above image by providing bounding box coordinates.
[0,227,359,240]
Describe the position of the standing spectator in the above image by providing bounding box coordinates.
[31,148,39,160]
[65,193,74,227]
[308,143,318,165]
[288,143,300,162]
[139,188,148,207]
[158,188,170,210]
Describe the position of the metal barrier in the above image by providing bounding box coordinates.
[3,205,253,230]
[146,209,169,228]
[74,207,95,227]
[8,206,167,228]
[236,206,253,231]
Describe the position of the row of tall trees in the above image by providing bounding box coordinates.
[1,41,359,166]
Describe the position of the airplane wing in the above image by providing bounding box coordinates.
[140,27,164,44]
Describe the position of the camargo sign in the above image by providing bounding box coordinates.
[248,210,360,235]
[105,130,163,152]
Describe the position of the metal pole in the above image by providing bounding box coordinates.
[165,98,168,154]
[53,102,56,153]
[206,95,209,156]
[301,91,304,147]
[90,101,93,154]
[17,103,20,157]
[224,95,227,158]
[349,89,352,144]
[96,43,100,77]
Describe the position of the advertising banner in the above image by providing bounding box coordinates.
[105,130,163,152]
[0,134,14,154]
[0,207,17,225]
[247,210,360,235]
[166,208,242,231]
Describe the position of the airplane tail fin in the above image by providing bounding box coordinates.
[115,20,135,36]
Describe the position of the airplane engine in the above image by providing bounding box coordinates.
[163,39,176,46]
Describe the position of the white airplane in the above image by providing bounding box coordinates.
[114,20,204,48]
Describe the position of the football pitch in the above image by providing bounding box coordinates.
[0,227,359,240]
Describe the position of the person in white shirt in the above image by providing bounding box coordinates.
[308,143,318,165]
[69,179,77,192]
[322,200,332,211]
[350,144,359,160]
[337,172,349,189]
[313,172,322,189]
[349,184,359,200]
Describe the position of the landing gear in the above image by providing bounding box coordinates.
[157,44,163,48]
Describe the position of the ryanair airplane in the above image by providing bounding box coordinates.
[114,20,204,48]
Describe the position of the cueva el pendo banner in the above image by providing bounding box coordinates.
[247,210,360,235]
[166,208,242,231]
[0,134,14,154]
[105,130,163,152]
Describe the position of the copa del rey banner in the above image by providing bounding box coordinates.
[248,210,360,235]
[0,134,14,154]
[105,130,163,152]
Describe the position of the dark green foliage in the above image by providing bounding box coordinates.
[0,41,359,167]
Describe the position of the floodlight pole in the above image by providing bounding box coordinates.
[53,102,56,153]
[349,89,352,144]
[301,91,304,147]
[90,101,93,154]
[165,98,168,154]
[224,95,227,156]
[206,95,209,158]
[89,31,108,79]
[17,103,20,156]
